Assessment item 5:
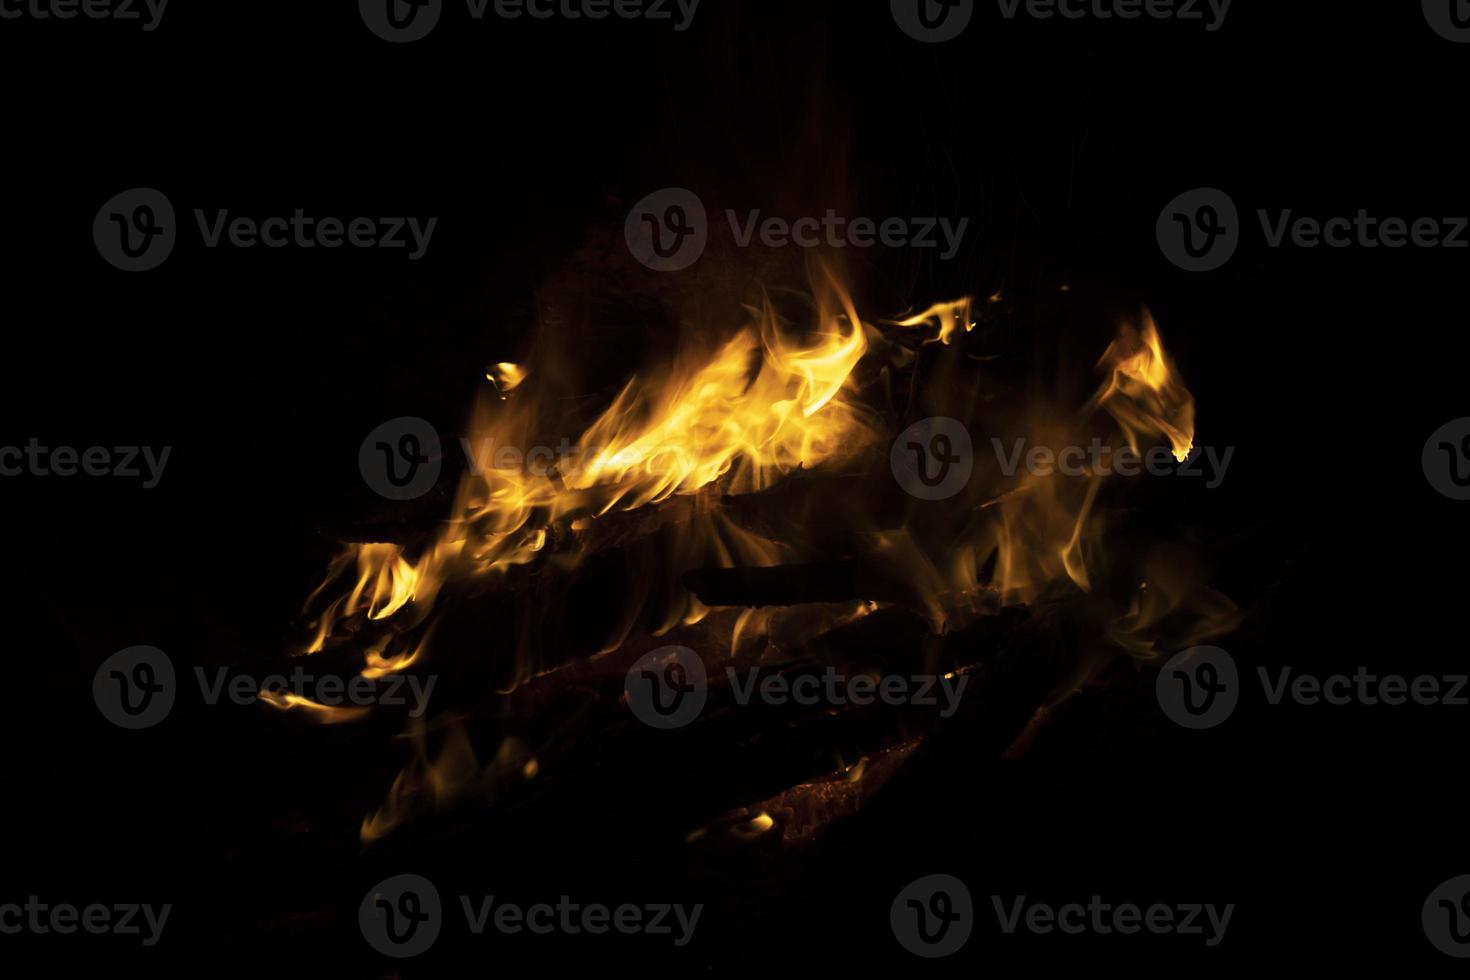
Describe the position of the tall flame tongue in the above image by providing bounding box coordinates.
[1086,310,1195,463]
[557,267,872,513]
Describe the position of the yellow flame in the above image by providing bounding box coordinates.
[288,262,1226,843]
[302,540,460,654]
[487,362,527,395]
[360,635,426,680]
[568,289,872,511]
[1087,311,1195,462]
[360,718,479,843]
[888,298,975,345]
[258,690,371,724]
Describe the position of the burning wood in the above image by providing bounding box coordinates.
[277,257,1235,848]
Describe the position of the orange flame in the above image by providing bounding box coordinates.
[1087,310,1195,462]
[286,265,1229,843]
[258,690,372,725]
[888,298,975,345]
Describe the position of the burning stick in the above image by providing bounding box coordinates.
[280,261,1231,849]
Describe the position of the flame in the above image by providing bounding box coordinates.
[888,298,975,345]
[302,291,1207,661]
[361,633,428,680]
[930,313,1200,617]
[487,361,527,395]
[360,718,480,843]
[258,690,372,725]
[284,261,1230,844]
[301,540,458,654]
[302,264,881,655]
[1087,311,1195,462]
[564,277,873,511]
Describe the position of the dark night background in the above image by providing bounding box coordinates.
[0,0,1465,974]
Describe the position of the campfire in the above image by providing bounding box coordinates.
[277,253,1239,852]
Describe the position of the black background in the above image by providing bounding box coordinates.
[0,0,1465,974]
